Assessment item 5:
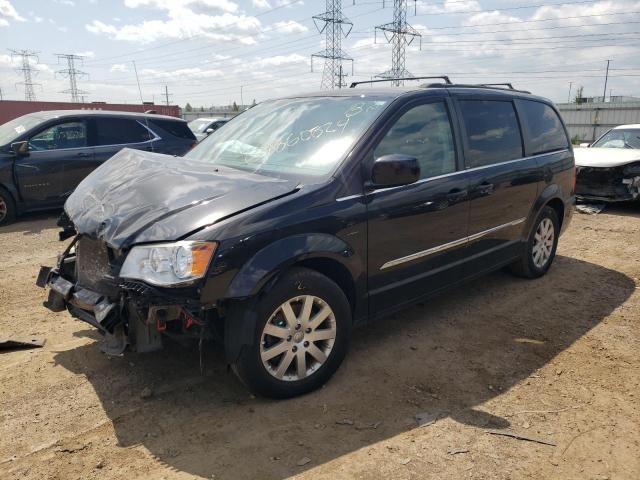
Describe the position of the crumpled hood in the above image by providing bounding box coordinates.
[574,148,640,168]
[65,148,298,248]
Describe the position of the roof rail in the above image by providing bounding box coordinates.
[479,83,515,90]
[421,82,531,94]
[349,76,452,88]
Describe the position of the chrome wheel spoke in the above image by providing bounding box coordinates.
[307,343,327,363]
[275,350,295,379]
[306,328,336,342]
[299,295,313,327]
[261,340,289,362]
[263,323,289,339]
[281,301,297,329]
[296,349,307,379]
[308,305,332,331]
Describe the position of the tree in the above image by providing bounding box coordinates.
[573,86,584,105]
[232,101,239,112]
[184,103,193,112]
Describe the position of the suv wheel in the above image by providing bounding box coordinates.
[232,267,351,398]
[509,206,559,278]
[0,189,16,226]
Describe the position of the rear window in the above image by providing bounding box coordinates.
[150,119,196,140]
[459,100,523,168]
[94,118,153,146]
[518,100,568,154]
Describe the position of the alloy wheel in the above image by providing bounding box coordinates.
[259,295,337,381]
[532,217,555,268]
[0,197,7,223]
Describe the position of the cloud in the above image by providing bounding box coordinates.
[253,53,307,67]
[141,66,224,79]
[110,63,128,72]
[0,0,24,26]
[75,50,95,58]
[252,0,270,8]
[54,0,76,6]
[272,19,307,33]
[86,1,260,44]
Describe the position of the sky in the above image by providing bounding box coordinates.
[1,0,639,107]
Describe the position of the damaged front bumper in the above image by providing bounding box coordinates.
[576,165,640,202]
[37,235,214,355]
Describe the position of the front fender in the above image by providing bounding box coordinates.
[225,233,362,299]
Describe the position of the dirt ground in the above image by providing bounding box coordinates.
[0,205,638,480]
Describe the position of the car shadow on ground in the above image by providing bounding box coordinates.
[53,255,635,479]
[601,202,640,218]
[0,211,60,235]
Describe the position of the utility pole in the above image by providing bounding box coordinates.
[240,85,244,108]
[375,0,421,86]
[56,54,88,102]
[9,49,41,101]
[163,85,172,106]
[567,82,572,103]
[602,59,611,103]
[311,0,354,90]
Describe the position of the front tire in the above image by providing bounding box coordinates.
[509,206,559,278]
[0,188,16,226]
[232,267,351,399]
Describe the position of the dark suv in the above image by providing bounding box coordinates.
[0,110,196,225]
[38,80,575,398]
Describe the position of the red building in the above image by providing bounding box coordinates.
[0,100,181,124]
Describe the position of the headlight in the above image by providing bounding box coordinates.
[120,241,217,286]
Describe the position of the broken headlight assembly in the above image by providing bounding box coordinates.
[120,241,217,286]
[622,163,640,176]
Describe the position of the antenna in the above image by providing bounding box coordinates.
[311,0,354,90]
[9,49,41,101]
[56,53,89,102]
[375,0,422,86]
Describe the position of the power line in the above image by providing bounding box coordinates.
[375,0,421,85]
[9,49,41,101]
[312,0,354,89]
[56,54,89,102]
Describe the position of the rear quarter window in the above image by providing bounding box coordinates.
[149,119,196,140]
[518,100,568,155]
[94,117,154,145]
[459,100,523,168]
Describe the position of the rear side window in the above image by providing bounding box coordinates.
[94,118,154,146]
[459,100,523,168]
[518,100,568,154]
[149,119,196,140]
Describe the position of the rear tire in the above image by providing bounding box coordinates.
[0,188,16,226]
[232,267,351,399]
[509,206,559,278]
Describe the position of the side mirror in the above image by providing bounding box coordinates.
[370,154,420,188]
[205,127,215,135]
[579,142,590,148]
[11,141,29,156]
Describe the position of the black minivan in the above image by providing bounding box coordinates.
[0,110,196,225]
[38,80,575,398]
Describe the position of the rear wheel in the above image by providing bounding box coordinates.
[232,267,351,398]
[0,189,16,226]
[509,206,559,278]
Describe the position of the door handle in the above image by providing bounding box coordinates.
[76,152,91,158]
[476,181,494,195]
[446,189,467,202]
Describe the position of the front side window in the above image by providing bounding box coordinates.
[519,100,568,154]
[29,121,87,151]
[186,96,391,181]
[592,128,640,149]
[459,100,523,168]
[374,102,456,179]
[94,118,154,146]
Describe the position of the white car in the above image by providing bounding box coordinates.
[575,124,640,202]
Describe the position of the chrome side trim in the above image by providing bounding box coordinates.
[380,216,526,270]
[336,194,364,202]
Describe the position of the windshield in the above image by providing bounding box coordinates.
[0,114,46,146]
[592,128,640,149]
[185,96,390,181]
[188,119,213,133]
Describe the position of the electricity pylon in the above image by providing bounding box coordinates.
[9,49,41,101]
[56,54,89,102]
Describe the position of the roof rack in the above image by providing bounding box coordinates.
[421,82,531,94]
[480,83,515,90]
[349,76,452,88]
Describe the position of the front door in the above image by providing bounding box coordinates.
[15,119,92,206]
[366,99,471,314]
[455,98,540,272]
